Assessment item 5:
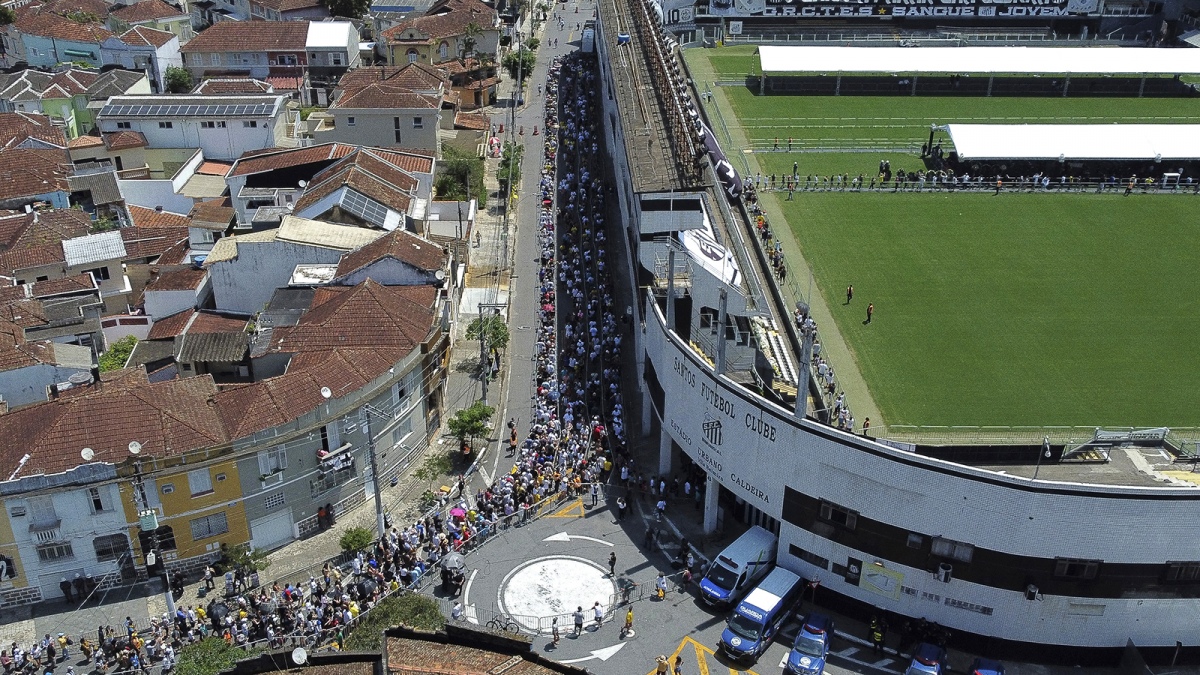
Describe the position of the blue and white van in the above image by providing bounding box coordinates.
[699,525,777,607]
[718,567,803,662]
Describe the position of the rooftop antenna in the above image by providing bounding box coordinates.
[7,453,31,481]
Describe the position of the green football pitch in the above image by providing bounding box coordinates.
[685,47,1200,428]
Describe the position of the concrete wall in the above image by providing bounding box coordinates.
[97,114,283,161]
[208,240,344,314]
[319,108,440,153]
[0,363,90,409]
[336,257,439,287]
[145,286,203,320]
[118,178,195,214]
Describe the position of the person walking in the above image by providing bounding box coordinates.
[608,552,617,577]
[674,654,685,675]
[616,496,627,521]
[593,601,604,628]
[656,655,670,675]
[621,607,634,638]
[994,178,1002,195]
[845,285,853,304]
[573,607,585,637]
[866,303,874,324]
[551,618,560,646]
[591,482,599,507]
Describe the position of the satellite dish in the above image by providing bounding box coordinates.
[81,448,95,461]
[291,648,307,665]
[434,269,446,281]
[320,387,333,399]
[298,180,308,188]
[128,441,142,455]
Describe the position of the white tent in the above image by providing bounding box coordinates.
[946,124,1200,161]
[759,46,1200,76]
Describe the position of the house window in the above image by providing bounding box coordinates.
[210,53,220,65]
[1055,558,1101,580]
[116,121,132,129]
[192,53,202,66]
[158,121,173,129]
[84,266,111,282]
[189,512,228,540]
[332,54,343,66]
[92,534,127,562]
[347,116,355,126]
[187,468,213,496]
[264,492,285,510]
[36,542,74,562]
[27,495,57,527]
[1166,562,1200,582]
[438,41,448,60]
[391,415,412,446]
[931,537,974,563]
[243,121,258,128]
[277,54,297,65]
[161,483,174,494]
[87,486,110,513]
[412,116,423,129]
[906,533,924,549]
[257,446,287,476]
[817,499,857,531]
[407,49,418,64]
[393,117,402,143]
[201,121,227,128]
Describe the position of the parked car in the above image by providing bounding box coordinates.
[969,657,1005,675]
[784,613,834,675]
[905,642,949,675]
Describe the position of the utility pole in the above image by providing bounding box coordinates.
[359,409,387,538]
[128,443,175,615]
[478,302,489,404]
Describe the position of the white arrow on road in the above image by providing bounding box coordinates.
[543,532,614,547]
[559,643,627,664]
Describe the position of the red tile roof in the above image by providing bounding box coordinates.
[111,0,187,23]
[193,78,274,95]
[0,208,89,251]
[146,266,207,291]
[129,205,190,229]
[0,318,56,373]
[454,110,489,131]
[0,298,49,329]
[0,112,67,149]
[121,226,190,260]
[229,143,357,177]
[147,307,194,339]
[103,130,148,150]
[334,84,441,111]
[0,148,70,203]
[336,229,445,277]
[13,11,114,43]
[68,134,105,149]
[189,198,234,229]
[253,0,324,12]
[197,161,231,176]
[335,63,448,98]
[181,20,309,53]
[119,25,176,47]
[155,236,191,265]
[0,369,226,476]
[381,0,496,44]
[30,273,95,298]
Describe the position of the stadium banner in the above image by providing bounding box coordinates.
[703,0,1099,18]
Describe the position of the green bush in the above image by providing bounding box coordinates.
[339,526,375,552]
[175,639,261,675]
[344,594,444,651]
[99,335,137,372]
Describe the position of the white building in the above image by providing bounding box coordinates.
[96,95,290,161]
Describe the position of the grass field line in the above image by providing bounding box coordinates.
[734,115,1200,123]
[707,84,886,428]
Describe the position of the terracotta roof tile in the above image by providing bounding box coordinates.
[0,298,49,329]
[193,78,273,95]
[147,308,194,339]
[112,0,187,23]
[121,226,190,260]
[335,229,444,277]
[1,208,90,251]
[30,273,95,298]
[454,110,489,130]
[188,311,247,334]
[0,370,226,477]
[103,130,148,151]
[119,25,176,47]
[335,63,448,99]
[155,236,191,265]
[334,84,441,111]
[130,205,191,229]
[146,266,207,292]
[381,0,496,44]
[229,143,357,177]
[254,0,324,12]
[181,21,309,53]
[197,161,231,176]
[0,112,67,149]
[13,11,114,44]
[189,198,234,230]
[68,134,105,149]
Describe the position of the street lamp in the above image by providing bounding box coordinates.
[124,441,176,614]
[320,388,387,539]
[1032,436,1052,480]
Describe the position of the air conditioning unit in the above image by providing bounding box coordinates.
[936,563,953,583]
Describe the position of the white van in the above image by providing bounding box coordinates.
[698,525,777,607]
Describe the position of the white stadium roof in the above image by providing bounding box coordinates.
[759,46,1200,76]
[946,124,1200,161]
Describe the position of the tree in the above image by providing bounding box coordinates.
[165,66,192,94]
[175,639,261,675]
[343,594,444,650]
[448,400,494,449]
[497,141,523,189]
[466,314,510,352]
[99,335,137,372]
[219,542,271,573]
[502,48,535,81]
[339,526,375,552]
[434,146,485,205]
[319,0,369,18]
[525,36,539,51]
[0,6,16,25]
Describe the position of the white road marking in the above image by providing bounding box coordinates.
[559,643,627,664]
[873,658,894,667]
[838,647,860,657]
[463,568,478,606]
[543,532,614,546]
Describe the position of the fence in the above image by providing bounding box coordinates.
[877,425,1200,451]
[721,30,1144,46]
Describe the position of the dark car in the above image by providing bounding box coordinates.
[969,657,1005,675]
[785,613,834,675]
[905,642,948,675]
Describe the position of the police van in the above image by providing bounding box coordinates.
[719,567,803,662]
[699,525,777,607]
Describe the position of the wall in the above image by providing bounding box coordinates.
[208,240,345,314]
[152,457,250,563]
[335,258,438,287]
[644,300,1200,649]
[22,34,103,68]
[144,286,203,320]
[98,115,281,161]
[118,178,195,214]
[100,314,152,342]
[319,108,440,153]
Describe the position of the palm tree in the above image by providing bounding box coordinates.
[459,22,484,104]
